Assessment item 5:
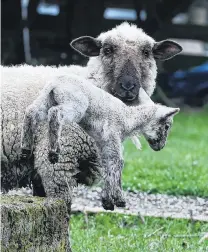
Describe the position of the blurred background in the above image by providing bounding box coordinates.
[1,0,208,106]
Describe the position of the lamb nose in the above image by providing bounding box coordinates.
[121,81,136,91]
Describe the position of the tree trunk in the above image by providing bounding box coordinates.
[1,195,71,252]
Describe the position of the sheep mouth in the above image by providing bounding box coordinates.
[113,90,138,102]
[123,95,136,101]
[147,139,164,151]
[120,94,139,103]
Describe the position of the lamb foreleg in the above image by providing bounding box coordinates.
[99,137,125,211]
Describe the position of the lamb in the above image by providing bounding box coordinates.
[1,67,102,211]
[21,74,180,210]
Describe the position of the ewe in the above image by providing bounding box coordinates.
[71,22,182,102]
[21,75,179,210]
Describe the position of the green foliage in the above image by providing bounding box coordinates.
[71,213,208,252]
[122,111,208,197]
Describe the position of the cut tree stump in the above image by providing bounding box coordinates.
[1,195,71,252]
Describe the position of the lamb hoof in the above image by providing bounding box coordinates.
[115,199,126,208]
[102,198,114,211]
[48,151,59,164]
[20,148,32,161]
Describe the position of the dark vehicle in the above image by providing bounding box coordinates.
[168,62,208,106]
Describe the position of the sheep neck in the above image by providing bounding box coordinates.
[86,58,109,90]
[122,104,156,137]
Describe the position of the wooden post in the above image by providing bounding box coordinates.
[1,195,71,252]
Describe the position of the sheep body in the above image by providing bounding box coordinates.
[1,66,102,205]
[21,74,179,210]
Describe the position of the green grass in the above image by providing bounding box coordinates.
[122,111,208,197]
[70,213,208,252]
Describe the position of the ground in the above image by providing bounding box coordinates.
[70,111,208,251]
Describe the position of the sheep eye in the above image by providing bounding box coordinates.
[143,49,150,57]
[165,124,170,130]
[103,47,113,56]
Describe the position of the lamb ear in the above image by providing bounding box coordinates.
[153,40,182,61]
[156,107,180,120]
[162,107,180,120]
[165,108,180,118]
[139,88,154,105]
[70,36,102,57]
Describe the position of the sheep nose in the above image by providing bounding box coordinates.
[120,76,136,91]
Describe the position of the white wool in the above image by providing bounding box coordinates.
[98,22,155,45]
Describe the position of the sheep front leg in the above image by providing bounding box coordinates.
[100,139,125,210]
[102,158,125,210]
[48,104,87,164]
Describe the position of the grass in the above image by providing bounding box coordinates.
[122,111,208,197]
[70,213,208,252]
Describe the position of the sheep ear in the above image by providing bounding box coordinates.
[139,88,154,105]
[157,107,180,120]
[164,108,180,119]
[70,36,102,57]
[153,40,182,61]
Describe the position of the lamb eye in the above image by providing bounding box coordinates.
[165,124,170,130]
[103,47,113,55]
[143,49,150,57]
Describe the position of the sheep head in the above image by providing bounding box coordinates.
[71,22,182,104]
